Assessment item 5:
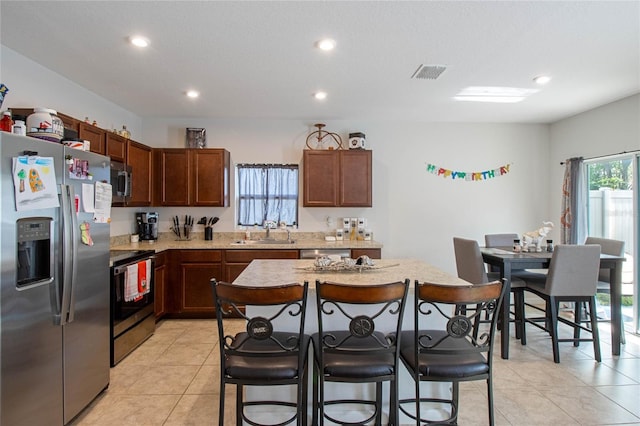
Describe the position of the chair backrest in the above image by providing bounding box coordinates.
[315,280,409,358]
[485,233,519,248]
[453,237,489,284]
[584,236,625,282]
[211,279,308,359]
[484,233,520,273]
[546,244,601,296]
[413,280,505,362]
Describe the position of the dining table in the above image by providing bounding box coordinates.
[480,246,626,359]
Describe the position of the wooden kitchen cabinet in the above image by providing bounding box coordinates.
[224,249,299,283]
[303,150,372,207]
[79,122,106,155]
[154,148,230,206]
[191,149,230,206]
[127,140,153,206]
[175,250,223,316]
[154,252,167,319]
[106,132,127,162]
[351,248,381,259]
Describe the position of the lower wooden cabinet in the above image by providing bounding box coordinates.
[351,248,381,259]
[224,249,299,283]
[175,250,222,316]
[154,252,167,319]
[157,248,380,319]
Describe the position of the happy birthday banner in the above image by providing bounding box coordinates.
[426,163,511,181]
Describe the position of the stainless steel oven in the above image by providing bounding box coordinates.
[109,250,155,366]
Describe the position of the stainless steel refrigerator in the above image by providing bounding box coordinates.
[0,132,111,425]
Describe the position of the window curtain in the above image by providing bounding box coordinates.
[237,164,298,226]
[560,157,586,244]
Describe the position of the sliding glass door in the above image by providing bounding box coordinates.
[586,155,638,335]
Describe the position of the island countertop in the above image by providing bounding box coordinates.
[232,258,470,287]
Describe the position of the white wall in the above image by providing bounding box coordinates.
[0,46,142,140]
[2,45,553,274]
[141,117,550,272]
[548,94,640,242]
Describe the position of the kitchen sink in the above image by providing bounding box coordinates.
[230,239,296,245]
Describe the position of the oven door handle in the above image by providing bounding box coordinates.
[113,257,155,275]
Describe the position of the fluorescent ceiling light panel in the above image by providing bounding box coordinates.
[454,86,538,103]
[186,90,199,98]
[314,91,327,100]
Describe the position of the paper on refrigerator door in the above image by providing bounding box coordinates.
[92,181,112,223]
[82,184,95,213]
[12,156,60,211]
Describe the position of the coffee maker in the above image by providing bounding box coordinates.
[136,212,158,241]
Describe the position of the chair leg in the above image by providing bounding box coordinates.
[452,381,460,422]
[520,292,527,346]
[573,302,582,347]
[312,362,319,426]
[589,297,602,362]
[390,378,398,426]
[219,381,225,426]
[236,383,243,426]
[375,382,382,425]
[487,377,495,426]
[549,297,561,363]
[300,363,308,426]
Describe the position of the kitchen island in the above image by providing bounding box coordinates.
[232,258,471,424]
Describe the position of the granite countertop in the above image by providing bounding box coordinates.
[110,231,383,252]
[233,259,469,287]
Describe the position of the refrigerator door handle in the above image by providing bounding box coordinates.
[60,184,78,324]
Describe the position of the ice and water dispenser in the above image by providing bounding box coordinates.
[16,217,54,288]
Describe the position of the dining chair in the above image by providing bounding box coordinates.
[399,280,505,426]
[211,279,311,426]
[454,237,525,337]
[519,244,602,363]
[312,279,409,426]
[584,236,626,344]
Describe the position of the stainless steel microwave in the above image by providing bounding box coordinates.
[110,161,132,204]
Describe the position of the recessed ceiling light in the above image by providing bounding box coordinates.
[186,90,199,98]
[316,39,336,51]
[533,75,552,85]
[313,91,327,100]
[129,36,149,48]
[454,86,539,103]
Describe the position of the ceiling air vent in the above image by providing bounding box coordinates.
[411,64,447,80]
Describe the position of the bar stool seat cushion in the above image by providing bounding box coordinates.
[312,331,395,378]
[225,332,310,380]
[400,330,489,378]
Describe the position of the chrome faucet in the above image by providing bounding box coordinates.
[264,220,276,239]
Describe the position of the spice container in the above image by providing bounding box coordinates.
[12,120,26,136]
[27,108,64,142]
[0,111,13,132]
[546,240,554,252]
[513,239,522,252]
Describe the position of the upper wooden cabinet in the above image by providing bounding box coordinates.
[303,149,372,207]
[127,141,153,206]
[154,148,230,206]
[79,123,106,155]
[106,132,127,162]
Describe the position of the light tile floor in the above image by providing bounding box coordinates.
[72,317,640,425]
